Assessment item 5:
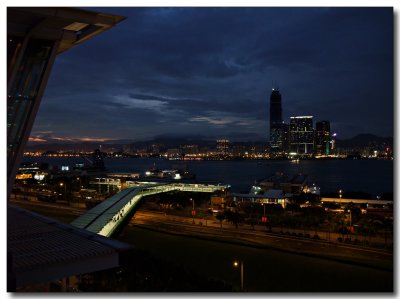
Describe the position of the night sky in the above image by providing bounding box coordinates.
[29,7,393,143]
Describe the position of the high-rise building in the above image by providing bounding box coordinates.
[289,116,314,155]
[331,132,337,153]
[181,144,199,155]
[269,88,284,152]
[282,123,290,153]
[92,149,106,170]
[315,121,331,155]
[216,139,230,154]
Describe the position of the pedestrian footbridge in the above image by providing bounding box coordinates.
[71,182,228,237]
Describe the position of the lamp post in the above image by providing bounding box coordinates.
[261,203,266,230]
[233,260,244,291]
[347,209,352,228]
[190,198,195,224]
[60,182,66,200]
[339,189,342,207]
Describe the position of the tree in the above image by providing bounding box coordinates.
[215,212,225,228]
[285,203,301,214]
[357,216,378,243]
[246,217,257,230]
[224,210,244,229]
[334,213,348,239]
[322,202,341,210]
[302,207,326,237]
[264,213,278,230]
[324,212,336,242]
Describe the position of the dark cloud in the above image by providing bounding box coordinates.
[32,7,393,141]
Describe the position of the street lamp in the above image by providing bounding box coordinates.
[233,260,244,291]
[190,198,195,224]
[339,189,343,206]
[59,182,66,200]
[347,209,352,228]
[261,203,267,230]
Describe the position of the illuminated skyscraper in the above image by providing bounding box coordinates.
[269,88,283,152]
[289,116,314,154]
[216,139,230,154]
[282,123,290,153]
[315,121,331,155]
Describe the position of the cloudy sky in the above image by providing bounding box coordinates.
[30,7,393,143]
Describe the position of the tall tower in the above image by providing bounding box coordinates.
[216,139,230,155]
[315,121,331,155]
[289,116,314,155]
[92,149,106,170]
[269,88,283,152]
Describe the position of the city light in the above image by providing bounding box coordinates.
[7,6,393,293]
[233,260,244,291]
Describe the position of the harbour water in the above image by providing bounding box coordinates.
[22,157,393,196]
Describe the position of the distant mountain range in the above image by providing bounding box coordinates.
[335,134,393,149]
[25,133,393,152]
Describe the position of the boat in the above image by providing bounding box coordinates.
[144,164,195,180]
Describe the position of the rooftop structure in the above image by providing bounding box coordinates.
[258,172,309,195]
[7,7,125,197]
[232,189,291,208]
[7,7,126,291]
[8,205,131,289]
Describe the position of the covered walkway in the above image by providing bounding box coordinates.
[71,182,228,237]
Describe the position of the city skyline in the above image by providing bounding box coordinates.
[6,6,394,292]
[28,7,393,143]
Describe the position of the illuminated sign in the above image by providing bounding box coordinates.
[15,173,32,180]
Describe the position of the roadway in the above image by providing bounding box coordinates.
[120,220,393,292]
[129,210,393,271]
[10,199,393,272]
